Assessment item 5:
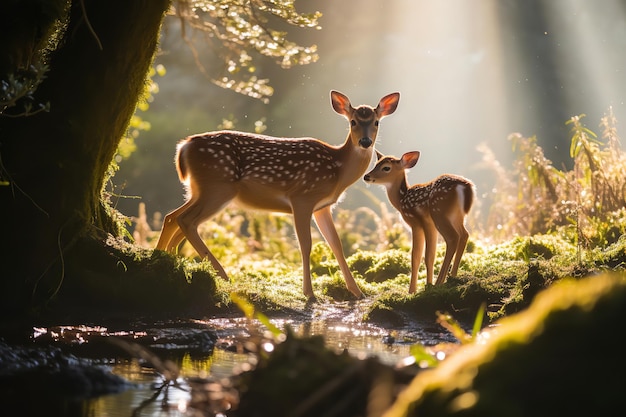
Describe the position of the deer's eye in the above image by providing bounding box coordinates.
[382,166,391,172]
[351,120,356,127]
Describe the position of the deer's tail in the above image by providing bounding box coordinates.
[463,182,475,214]
[175,139,189,183]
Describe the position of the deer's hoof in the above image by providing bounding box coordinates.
[353,291,366,300]
[305,295,318,307]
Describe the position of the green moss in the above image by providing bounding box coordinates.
[384,273,626,417]
[52,232,219,318]
[363,294,409,326]
[346,250,378,276]
[235,329,407,417]
[593,234,626,268]
[318,273,361,301]
[481,234,576,263]
[362,249,411,283]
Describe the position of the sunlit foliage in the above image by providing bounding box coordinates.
[171,0,321,102]
[481,108,626,250]
[116,64,168,163]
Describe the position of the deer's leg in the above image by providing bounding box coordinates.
[292,205,316,301]
[166,227,187,253]
[450,223,469,277]
[432,214,460,286]
[156,201,194,251]
[409,226,425,293]
[423,220,439,287]
[176,191,233,281]
[314,206,364,299]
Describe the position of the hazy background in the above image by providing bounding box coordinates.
[115,0,626,230]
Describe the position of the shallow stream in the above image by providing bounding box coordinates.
[3,299,461,417]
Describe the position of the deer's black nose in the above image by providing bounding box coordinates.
[363,174,371,182]
[359,137,373,148]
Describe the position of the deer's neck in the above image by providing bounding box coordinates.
[386,178,410,213]
[335,139,374,186]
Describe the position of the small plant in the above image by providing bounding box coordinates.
[1,61,50,117]
[230,292,283,338]
[407,303,486,368]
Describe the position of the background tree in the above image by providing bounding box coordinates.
[0,0,320,316]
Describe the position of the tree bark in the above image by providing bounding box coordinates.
[0,0,173,314]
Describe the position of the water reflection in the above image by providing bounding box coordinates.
[91,363,191,416]
[15,302,460,417]
[101,322,453,416]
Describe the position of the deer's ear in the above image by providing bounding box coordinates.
[376,92,400,117]
[331,90,352,117]
[401,151,420,169]
[375,150,384,160]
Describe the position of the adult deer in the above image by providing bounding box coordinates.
[363,151,475,292]
[156,91,400,300]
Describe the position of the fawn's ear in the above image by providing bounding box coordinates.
[331,90,352,117]
[401,151,420,169]
[375,150,384,160]
[376,92,400,117]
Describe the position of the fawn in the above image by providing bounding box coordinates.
[156,90,400,300]
[363,151,475,292]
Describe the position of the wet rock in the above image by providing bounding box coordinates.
[0,341,131,399]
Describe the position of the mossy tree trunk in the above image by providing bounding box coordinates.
[0,0,172,314]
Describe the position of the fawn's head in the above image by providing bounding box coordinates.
[363,150,421,185]
[331,90,400,150]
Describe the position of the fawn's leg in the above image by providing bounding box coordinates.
[432,213,460,285]
[409,226,425,293]
[450,225,470,277]
[423,220,439,286]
